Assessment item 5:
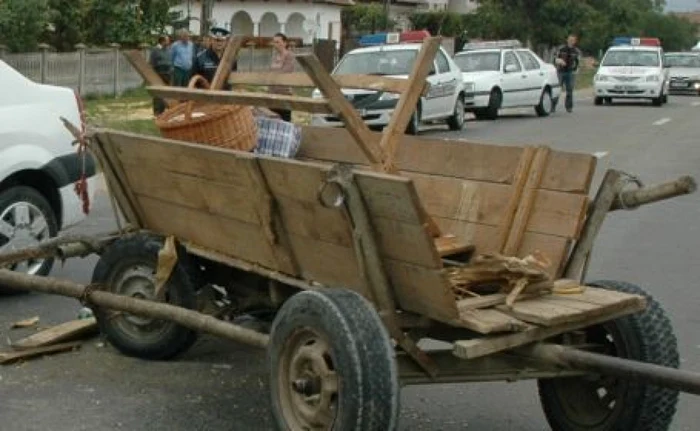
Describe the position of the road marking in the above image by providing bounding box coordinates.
[653,118,671,126]
[593,151,609,159]
[692,101,700,107]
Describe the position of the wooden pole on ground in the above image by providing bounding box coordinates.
[0,269,270,349]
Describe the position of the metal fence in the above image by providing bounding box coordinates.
[0,44,314,98]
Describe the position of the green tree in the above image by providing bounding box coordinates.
[84,0,180,47]
[0,0,50,52]
[341,4,395,34]
[44,0,91,51]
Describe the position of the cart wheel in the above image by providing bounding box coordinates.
[537,280,680,431]
[91,233,199,360]
[268,288,400,431]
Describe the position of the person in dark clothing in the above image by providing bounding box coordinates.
[553,34,581,113]
[149,35,172,115]
[193,28,238,90]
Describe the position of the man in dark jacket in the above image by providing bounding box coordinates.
[553,34,581,113]
[193,28,238,89]
[149,35,172,115]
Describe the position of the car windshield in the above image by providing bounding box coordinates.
[601,50,660,67]
[453,52,501,72]
[664,54,700,68]
[333,49,417,75]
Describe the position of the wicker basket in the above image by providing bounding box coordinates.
[155,75,258,152]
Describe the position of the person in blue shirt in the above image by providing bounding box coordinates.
[170,29,195,87]
[193,28,238,89]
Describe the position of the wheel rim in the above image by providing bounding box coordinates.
[547,323,631,428]
[541,91,552,113]
[109,263,172,341]
[0,201,51,274]
[278,328,339,430]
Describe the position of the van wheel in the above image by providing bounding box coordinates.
[0,186,58,295]
[405,108,420,135]
[484,89,501,120]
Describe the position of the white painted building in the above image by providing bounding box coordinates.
[172,0,351,44]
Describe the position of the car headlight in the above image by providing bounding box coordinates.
[595,74,608,82]
[311,89,322,99]
[646,75,660,82]
[379,92,399,101]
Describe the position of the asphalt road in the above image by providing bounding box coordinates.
[1,90,699,431]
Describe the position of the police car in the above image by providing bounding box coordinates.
[453,40,561,120]
[311,31,473,134]
[593,37,670,106]
[0,59,98,291]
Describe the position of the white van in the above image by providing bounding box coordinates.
[0,59,99,287]
[593,37,670,106]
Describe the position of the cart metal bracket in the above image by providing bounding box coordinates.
[321,163,439,378]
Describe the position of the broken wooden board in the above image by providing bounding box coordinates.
[495,286,645,326]
[11,318,98,350]
[453,287,647,359]
[0,341,83,365]
[434,236,474,257]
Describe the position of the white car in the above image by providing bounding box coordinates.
[664,51,700,95]
[0,59,99,290]
[311,34,472,134]
[453,41,561,120]
[593,37,669,106]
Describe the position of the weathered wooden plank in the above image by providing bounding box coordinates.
[0,341,82,365]
[211,36,245,90]
[297,126,597,193]
[228,72,428,95]
[11,319,98,350]
[121,163,261,225]
[145,86,333,114]
[453,294,647,360]
[137,196,281,271]
[408,172,589,239]
[434,235,473,257]
[457,308,532,334]
[106,131,256,187]
[502,146,551,255]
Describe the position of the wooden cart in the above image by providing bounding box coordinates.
[1,36,698,430]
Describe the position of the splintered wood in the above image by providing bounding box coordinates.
[446,253,553,307]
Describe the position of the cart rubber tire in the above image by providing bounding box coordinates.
[537,280,680,431]
[0,186,59,295]
[268,288,400,431]
[91,233,199,360]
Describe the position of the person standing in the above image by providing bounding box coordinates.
[269,32,296,122]
[193,28,237,89]
[170,29,195,87]
[149,35,172,115]
[553,34,581,113]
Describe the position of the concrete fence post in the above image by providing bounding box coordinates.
[75,43,87,96]
[110,43,121,97]
[38,43,51,84]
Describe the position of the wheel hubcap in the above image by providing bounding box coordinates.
[0,201,50,274]
[542,93,552,113]
[110,264,173,340]
[279,329,339,430]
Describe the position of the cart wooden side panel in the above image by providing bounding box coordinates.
[297,126,597,276]
[92,130,461,323]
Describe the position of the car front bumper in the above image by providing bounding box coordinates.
[594,81,664,99]
[668,80,700,94]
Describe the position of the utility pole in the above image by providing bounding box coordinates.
[200,0,214,36]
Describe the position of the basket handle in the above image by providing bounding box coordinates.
[182,75,212,120]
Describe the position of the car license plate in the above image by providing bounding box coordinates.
[614,85,637,91]
[671,82,689,88]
